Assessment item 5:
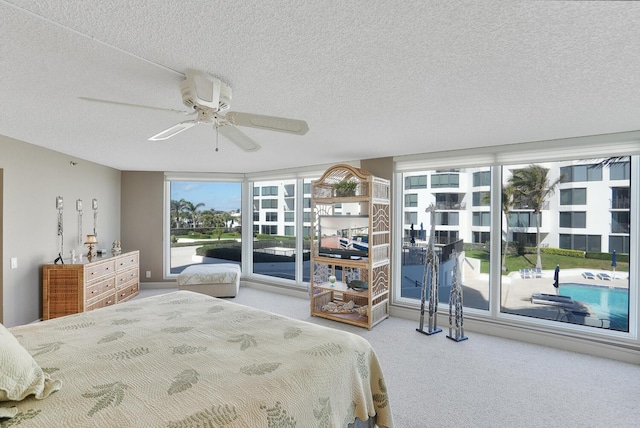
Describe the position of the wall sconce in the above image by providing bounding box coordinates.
[85,234,98,259]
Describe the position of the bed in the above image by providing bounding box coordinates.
[1,290,393,427]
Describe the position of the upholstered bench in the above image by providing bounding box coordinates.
[177,263,241,298]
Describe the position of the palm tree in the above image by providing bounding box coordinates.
[183,201,205,228]
[509,165,563,269]
[481,185,515,271]
[500,184,515,271]
[170,199,189,228]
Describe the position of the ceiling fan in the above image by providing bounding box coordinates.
[81,69,309,152]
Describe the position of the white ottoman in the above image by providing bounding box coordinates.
[177,263,241,298]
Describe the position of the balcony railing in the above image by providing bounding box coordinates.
[611,199,630,209]
[435,201,466,210]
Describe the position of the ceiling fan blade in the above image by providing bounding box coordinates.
[218,125,261,152]
[224,112,309,135]
[149,120,198,141]
[79,97,190,115]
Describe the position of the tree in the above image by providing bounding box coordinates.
[183,201,205,228]
[500,184,515,271]
[170,199,189,228]
[481,185,515,271]
[508,165,563,269]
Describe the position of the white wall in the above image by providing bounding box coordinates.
[0,135,121,327]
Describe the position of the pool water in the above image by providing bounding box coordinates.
[558,283,629,331]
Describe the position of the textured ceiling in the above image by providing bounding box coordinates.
[2,1,640,173]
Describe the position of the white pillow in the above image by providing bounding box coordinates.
[0,323,61,403]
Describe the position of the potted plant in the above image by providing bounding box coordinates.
[333,180,358,197]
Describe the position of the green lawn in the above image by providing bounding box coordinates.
[465,250,627,274]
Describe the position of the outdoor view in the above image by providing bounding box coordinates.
[168,178,314,283]
[401,157,631,332]
[169,181,242,274]
[168,156,632,333]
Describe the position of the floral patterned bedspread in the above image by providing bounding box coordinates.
[6,291,393,427]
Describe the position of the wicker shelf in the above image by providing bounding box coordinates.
[309,164,390,330]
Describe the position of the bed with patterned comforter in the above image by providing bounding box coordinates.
[3,290,393,427]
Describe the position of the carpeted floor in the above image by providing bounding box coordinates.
[137,286,640,428]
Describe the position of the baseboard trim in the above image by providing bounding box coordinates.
[390,305,640,364]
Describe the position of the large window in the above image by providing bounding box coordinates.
[501,158,632,332]
[396,143,635,342]
[399,167,490,311]
[251,178,314,282]
[167,180,242,275]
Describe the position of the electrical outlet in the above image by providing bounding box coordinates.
[10,257,18,269]
[146,271,151,278]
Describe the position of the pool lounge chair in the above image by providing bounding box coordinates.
[532,267,543,278]
[597,272,612,280]
[520,268,532,279]
[582,271,596,280]
[531,293,591,322]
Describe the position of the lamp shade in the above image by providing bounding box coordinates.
[85,235,97,244]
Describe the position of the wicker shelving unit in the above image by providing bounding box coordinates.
[309,164,390,329]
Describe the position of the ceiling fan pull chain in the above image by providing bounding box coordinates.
[215,121,219,152]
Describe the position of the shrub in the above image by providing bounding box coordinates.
[541,247,585,258]
[585,251,629,263]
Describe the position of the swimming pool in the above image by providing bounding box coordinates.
[558,283,629,331]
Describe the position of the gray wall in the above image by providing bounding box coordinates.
[121,171,167,283]
[0,135,121,327]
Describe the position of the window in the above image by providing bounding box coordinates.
[473,171,491,187]
[612,212,630,233]
[261,225,277,234]
[473,231,490,243]
[405,193,418,207]
[405,175,427,189]
[609,235,630,254]
[265,212,278,222]
[284,211,294,222]
[472,212,491,226]
[167,180,242,275]
[285,225,294,236]
[261,199,278,209]
[559,234,601,252]
[612,187,630,209]
[559,188,586,205]
[261,186,278,196]
[399,168,490,311]
[472,191,490,206]
[560,164,602,182]
[404,211,417,225]
[500,158,632,332]
[559,211,586,228]
[435,212,459,226]
[507,212,539,228]
[431,173,459,188]
[435,193,463,209]
[610,161,630,180]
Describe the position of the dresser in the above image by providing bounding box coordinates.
[42,250,139,320]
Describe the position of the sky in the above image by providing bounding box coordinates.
[170,181,242,212]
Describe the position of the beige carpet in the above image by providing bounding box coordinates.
[138,286,640,428]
